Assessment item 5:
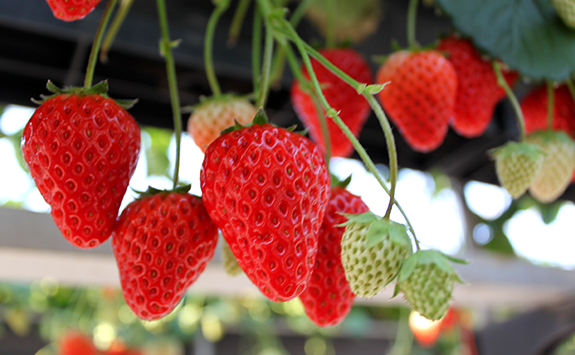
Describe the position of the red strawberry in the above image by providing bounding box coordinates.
[299,186,369,327]
[112,187,218,320]
[58,330,97,355]
[522,84,575,138]
[437,36,519,137]
[200,111,330,302]
[376,50,457,152]
[291,48,372,157]
[46,0,102,22]
[22,82,140,249]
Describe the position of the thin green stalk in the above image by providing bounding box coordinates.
[205,0,231,97]
[256,23,274,108]
[387,308,414,355]
[493,62,526,141]
[567,78,575,102]
[156,0,182,189]
[289,0,317,27]
[313,94,332,165]
[252,8,263,98]
[228,0,252,45]
[547,80,555,130]
[84,0,119,88]
[100,0,135,62]
[407,0,419,49]
[269,45,286,87]
[282,43,305,83]
[325,0,336,48]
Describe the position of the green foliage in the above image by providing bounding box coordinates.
[142,126,172,178]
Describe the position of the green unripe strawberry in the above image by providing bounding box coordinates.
[340,212,412,298]
[395,250,464,321]
[221,239,242,277]
[526,130,575,203]
[552,0,575,29]
[492,141,544,199]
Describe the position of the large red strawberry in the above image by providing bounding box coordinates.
[112,186,218,320]
[291,48,372,157]
[438,36,519,137]
[22,82,140,249]
[46,0,102,21]
[58,330,97,355]
[200,111,330,302]
[299,185,369,327]
[376,50,457,152]
[521,84,575,138]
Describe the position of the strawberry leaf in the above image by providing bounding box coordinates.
[436,0,575,80]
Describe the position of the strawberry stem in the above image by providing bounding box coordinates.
[252,8,263,100]
[205,0,231,97]
[289,0,317,28]
[256,18,275,108]
[567,78,575,103]
[313,93,332,165]
[100,0,135,63]
[493,61,526,141]
[407,0,419,49]
[547,80,555,130]
[84,0,118,89]
[228,0,252,46]
[325,0,336,48]
[156,0,182,189]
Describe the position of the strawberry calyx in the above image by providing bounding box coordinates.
[338,211,412,249]
[219,108,300,135]
[489,141,546,162]
[132,184,192,199]
[331,174,352,188]
[527,130,575,146]
[32,80,138,109]
[181,93,253,113]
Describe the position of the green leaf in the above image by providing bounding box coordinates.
[436,0,575,80]
[143,127,172,178]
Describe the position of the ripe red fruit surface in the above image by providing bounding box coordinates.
[376,50,457,152]
[200,122,330,302]
[521,84,575,138]
[299,186,369,327]
[291,48,372,157]
[437,36,519,137]
[58,330,97,355]
[22,93,140,248]
[46,0,102,21]
[112,190,218,320]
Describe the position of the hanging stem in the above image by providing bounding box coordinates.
[407,0,419,49]
[387,308,414,355]
[567,78,575,103]
[205,0,231,97]
[325,0,336,48]
[289,0,317,27]
[547,80,555,130]
[84,0,119,89]
[100,0,135,62]
[252,8,263,98]
[493,62,527,141]
[228,0,252,45]
[256,22,274,108]
[156,0,182,189]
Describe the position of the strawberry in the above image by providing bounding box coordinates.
[299,186,369,327]
[340,212,412,298]
[221,238,243,277]
[200,111,330,302]
[22,81,140,249]
[521,84,575,138]
[58,330,97,355]
[552,0,575,29]
[291,48,372,157]
[46,0,102,22]
[395,250,463,321]
[187,95,257,153]
[491,142,545,199]
[376,50,457,152]
[437,36,519,138]
[526,131,575,203]
[112,186,218,320]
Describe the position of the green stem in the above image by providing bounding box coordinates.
[283,43,306,83]
[314,94,332,166]
[100,0,135,63]
[325,0,336,48]
[252,8,263,98]
[289,0,317,27]
[567,78,575,103]
[256,22,274,108]
[407,0,419,49]
[547,80,555,130]
[228,0,252,45]
[269,46,287,88]
[84,0,118,89]
[493,62,526,141]
[205,0,231,97]
[387,308,414,355]
[156,0,182,189]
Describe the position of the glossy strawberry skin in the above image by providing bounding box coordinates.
[112,192,218,320]
[438,36,519,137]
[522,84,575,138]
[299,187,369,327]
[200,124,330,302]
[46,0,102,21]
[376,51,457,152]
[22,94,140,248]
[291,48,372,157]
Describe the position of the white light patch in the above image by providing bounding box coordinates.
[0,138,32,204]
[464,181,512,220]
[0,105,34,135]
[504,203,575,269]
[23,189,50,213]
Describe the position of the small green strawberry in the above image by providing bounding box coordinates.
[526,130,575,203]
[395,250,464,321]
[221,239,242,277]
[491,141,545,199]
[552,0,575,29]
[340,212,412,298]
